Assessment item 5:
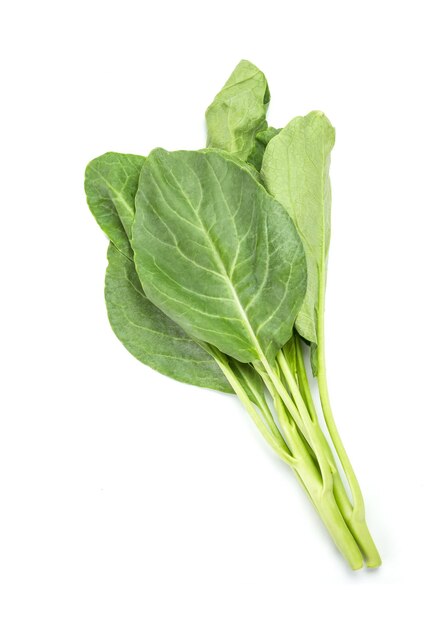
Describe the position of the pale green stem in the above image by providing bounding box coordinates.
[271,389,363,569]
[295,335,355,513]
[211,351,294,466]
[317,273,381,567]
[296,335,380,563]
[230,361,286,448]
[257,365,317,463]
[256,358,363,569]
[294,335,320,424]
[274,351,333,493]
[259,368,319,476]
[207,346,364,569]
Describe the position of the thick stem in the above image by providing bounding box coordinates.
[230,361,286,447]
[311,489,364,570]
[210,350,293,465]
[258,367,318,473]
[274,352,334,493]
[256,359,363,569]
[295,336,355,517]
[208,346,365,569]
[257,355,335,496]
[268,383,363,569]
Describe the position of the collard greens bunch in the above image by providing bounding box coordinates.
[85,61,381,570]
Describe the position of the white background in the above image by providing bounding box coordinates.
[1,0,445,623]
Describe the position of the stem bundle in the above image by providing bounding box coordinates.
[212,338,381,570]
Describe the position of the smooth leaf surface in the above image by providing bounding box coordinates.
[85,152,145,259]
[105,243,233,393]
[205,60,270,161]
[133,149,307,364]
[261,112,335,345]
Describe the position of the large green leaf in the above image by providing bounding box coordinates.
[105,243,233,393]
[261,112,335,346]
[86,152,234,393]
[85,152,145,259]
[205,60,270,161]
[133,149,307,364]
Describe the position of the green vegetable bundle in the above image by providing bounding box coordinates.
[85,60,381,569]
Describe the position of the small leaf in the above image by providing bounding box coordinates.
[205,60,270,161]
[133,149,307,364]
[247,126,281,171]
[85,152,145,259]
[105,243,233,393]
[261,112,335,346]
[282,332,298,380]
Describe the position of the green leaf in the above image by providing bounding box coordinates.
[205,60,270,161]
[261,111,335,346]
[105,242,233,393]
[200,148,262,183]
[247,126,281,171]
[133,149,307,364]
[86,153,235,393]
[230,359,268,405]
[282,332,298,380]
[85,152,145,259]
[86,152,269,394]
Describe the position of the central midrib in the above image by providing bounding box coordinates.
[168,164,264,360]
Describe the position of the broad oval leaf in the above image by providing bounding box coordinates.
[261,111,335,345]
[87,153,235,393]
[85,152,145,259]
[133,149,307,364]
[105,242,233,393]
[205,60,270,161]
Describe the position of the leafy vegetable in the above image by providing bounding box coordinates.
[86,60,381,571]
[206,60,269,160]
[85,152,144,259]
[262,112,334,350]
[261,112,380,565]
[247,126,281,171]
[85,152,233,394]
[133,148,307,364]
[105,243,233,392]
